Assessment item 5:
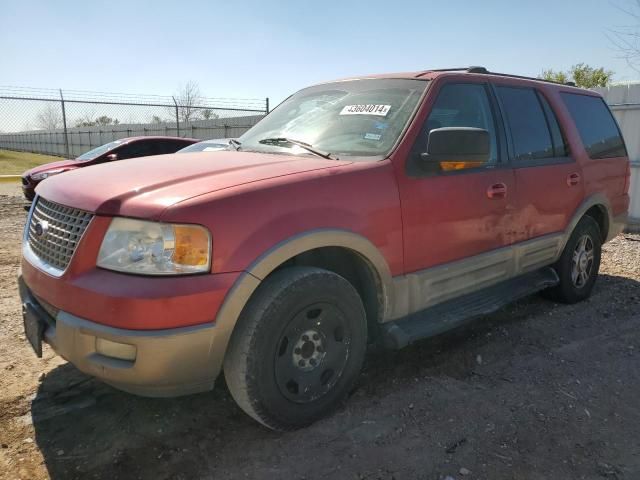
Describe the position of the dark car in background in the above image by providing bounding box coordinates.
[21,136,199,200]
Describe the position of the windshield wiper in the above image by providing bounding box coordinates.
[258,137,333,159]
[228,138,242,151]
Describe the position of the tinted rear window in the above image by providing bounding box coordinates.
[496,86,554,162]
[561,93,626,159]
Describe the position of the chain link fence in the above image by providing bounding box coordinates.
[0,86,269,158]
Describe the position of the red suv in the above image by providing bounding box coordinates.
[18,67,630,430]
[21,136,199,200]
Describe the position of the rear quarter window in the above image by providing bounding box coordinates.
[560,93,626,159]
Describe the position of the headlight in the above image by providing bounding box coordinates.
[31,169,67,181]
[97,218,211,275]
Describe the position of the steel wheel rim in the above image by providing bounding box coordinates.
[571,234,594,288]
[274,302,351,404]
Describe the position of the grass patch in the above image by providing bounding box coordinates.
[0,150,64,175]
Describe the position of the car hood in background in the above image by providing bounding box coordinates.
[35,151,350,218]
[24,158,80,177]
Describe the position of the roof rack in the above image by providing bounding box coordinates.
[422,66,576,87]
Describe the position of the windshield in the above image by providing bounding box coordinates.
[76,140,124,161]
[238,79,427,159]
[178,139,230,153]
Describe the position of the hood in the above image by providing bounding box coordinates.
[36,151,350,218]
[24,159,80,177]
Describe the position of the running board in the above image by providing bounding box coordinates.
[381,267,559,349]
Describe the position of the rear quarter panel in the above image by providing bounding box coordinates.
[544,86,630,220]
[580,158,630,217]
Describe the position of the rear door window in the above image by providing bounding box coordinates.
[560,93,626,159]
[496,86,554,162]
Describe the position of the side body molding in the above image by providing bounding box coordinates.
[389,193,617,321]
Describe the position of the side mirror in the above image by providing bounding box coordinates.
[106,153,118,161]
[421,127,489,171]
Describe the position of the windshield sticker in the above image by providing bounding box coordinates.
[340,104,391,116]
[364,133,382,141]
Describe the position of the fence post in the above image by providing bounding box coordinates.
[59,89,71,158]
[172,96,180,136]
[266,97,270,114]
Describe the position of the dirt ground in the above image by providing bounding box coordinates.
[1,191,639,480]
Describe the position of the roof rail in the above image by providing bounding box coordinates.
[422,66,571,86]
[481,70,566,86]
[466,66,488,74]
[415,67,468,77]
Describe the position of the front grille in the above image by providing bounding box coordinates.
[27,197,93,272]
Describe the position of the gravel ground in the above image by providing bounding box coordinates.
[1,192,639,480]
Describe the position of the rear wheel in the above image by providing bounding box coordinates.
[224,266,367,431]
[544,216,602,304]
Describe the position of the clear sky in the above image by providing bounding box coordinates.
[2,0,639,105]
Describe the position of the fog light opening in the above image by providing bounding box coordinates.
[95,338,137,361]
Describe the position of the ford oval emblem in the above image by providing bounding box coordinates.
[34,220,49,237]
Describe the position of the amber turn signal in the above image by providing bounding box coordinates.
[172,225,210,267]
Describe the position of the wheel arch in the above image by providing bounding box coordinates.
[562,194,613,251]
[209,230,395,377]
[583,205,609,242]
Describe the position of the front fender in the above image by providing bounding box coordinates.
[207,229,395,381]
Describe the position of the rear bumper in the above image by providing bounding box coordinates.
[608,212,628,241]
[18,273,227,397]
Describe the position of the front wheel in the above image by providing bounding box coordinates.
[224,266,367,431]
[544,215,602,304]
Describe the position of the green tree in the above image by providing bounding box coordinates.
[95,115,119,126]
[540,64,613,88]
[75,115,120,127]
[201,108,219,120]
[540,69,568,84]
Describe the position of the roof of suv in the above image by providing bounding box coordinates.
[332,66,599,95]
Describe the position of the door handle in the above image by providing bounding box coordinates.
[567,172,581,187]
[487,183,507,199]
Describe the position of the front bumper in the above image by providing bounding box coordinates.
[21,180,35,201]
[19,275,221,397]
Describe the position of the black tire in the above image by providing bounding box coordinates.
[223,266,367,431]
[544,215,602,304]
